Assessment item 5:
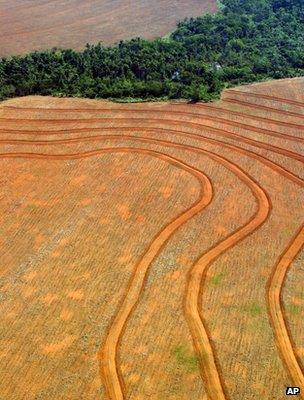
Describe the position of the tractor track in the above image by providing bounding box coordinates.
[0,146,213,400]
[1,105,304,143]
[222,98,304,119]
[0,116,303,163]
[0,91,303,399]
[225,89,304,107]
[184,152,270,400]
[0,130,303,187]
[4,103,304,130]
[0,134,272,400]
[267,225,304,398]
[188,104,304,130]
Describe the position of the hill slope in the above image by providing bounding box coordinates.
[0,78,303,399]
[0,0,217,57]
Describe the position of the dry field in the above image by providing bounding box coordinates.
[0,77,303,400]
[0,0,217,57]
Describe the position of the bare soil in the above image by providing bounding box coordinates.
[0,0,217,56]
[0,78,303,399]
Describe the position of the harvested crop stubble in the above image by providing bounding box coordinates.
[0,0,218,57]
[282,247,304,378]
[0,78,303,400]
[268,226,304,393]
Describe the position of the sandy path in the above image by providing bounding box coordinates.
[267,225,304,398]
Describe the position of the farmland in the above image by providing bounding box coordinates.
[0,0,217,57]
[0,77,303,399]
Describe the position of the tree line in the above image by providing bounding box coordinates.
[0,0,303,102]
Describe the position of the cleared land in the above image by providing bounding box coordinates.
[0,77,303,400]
[0,0,217,57]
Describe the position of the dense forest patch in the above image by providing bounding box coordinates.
[0,0,303,102]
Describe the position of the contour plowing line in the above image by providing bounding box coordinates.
[5,103,304,130]
[183,148,271,400]
[267,225,304,398]
[222,98,304,120]
[189,104,304,130]
[225,90,304,107]
[2,130,303,187]
[0,147,213,400]
[98,152,213,400]
[1,116,303,161]
[2,105,304,143]
[1,136,272,400]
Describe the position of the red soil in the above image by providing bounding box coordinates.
[0,78,303,399]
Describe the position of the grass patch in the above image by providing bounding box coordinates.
[110,96,169,103]
[210,272,225,285]
[248,317,268,333]
[171,344,199,372]
[260,253,270,264]
[287,304,301,315]
[242,302,263,317]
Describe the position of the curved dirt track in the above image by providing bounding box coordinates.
[2,107,304,143]
[184,155,270,400]
[0,146,214,400]
[267,225,304,398]
[190,104,304,130]
[97,151,213,400]
[1,114,304,165]
[0,131,303,186]
[5,104,304,130]
[0,136,271,400]
[225,89,304,107]
[222,97,304,120]
[0,79,303,400]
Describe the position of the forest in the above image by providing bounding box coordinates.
[0,0,303,101]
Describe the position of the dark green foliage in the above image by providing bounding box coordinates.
[0,0,303,102]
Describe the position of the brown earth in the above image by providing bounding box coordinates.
[0,77,303,399]
[0,0,217,57]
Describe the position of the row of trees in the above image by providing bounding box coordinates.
[0,0,303,102]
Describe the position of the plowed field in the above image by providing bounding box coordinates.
[0,0,217,57]
[0,77,303,400]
